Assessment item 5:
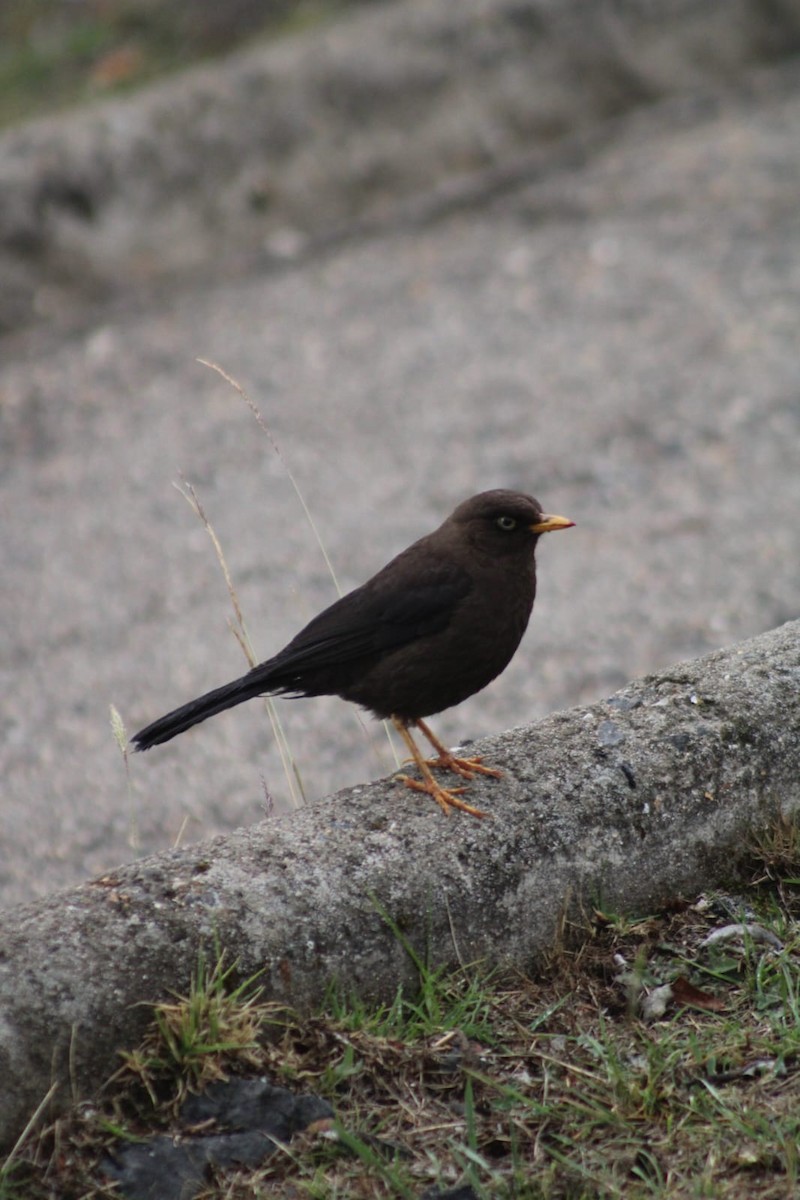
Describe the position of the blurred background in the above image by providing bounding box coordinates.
[0,0,375,127]
[1,0,799,908]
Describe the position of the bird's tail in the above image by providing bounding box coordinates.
[131,671,269,751]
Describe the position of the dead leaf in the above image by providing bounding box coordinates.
[672,975,726,1012]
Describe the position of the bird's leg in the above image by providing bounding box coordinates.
[392,719,488,819]
[415,717,503,781]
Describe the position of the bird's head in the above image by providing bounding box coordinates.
[448,490,575,559]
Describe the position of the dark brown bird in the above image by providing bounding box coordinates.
[132,490,574,817]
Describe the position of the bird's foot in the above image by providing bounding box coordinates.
[424,750,503,781]
[396,773,489,819]
[411,719,502,781]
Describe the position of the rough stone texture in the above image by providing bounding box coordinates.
[0,621,798,1149]
[2,0,800,332]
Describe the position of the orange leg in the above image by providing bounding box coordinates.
[392,719,490,819]
[415,717,503,781]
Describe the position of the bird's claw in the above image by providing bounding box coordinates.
[425,752,503,781]
[400,751,502,781]
[396,773,489,819]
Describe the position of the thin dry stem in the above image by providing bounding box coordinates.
[197,358,400,774]
[174,475,305,808]
[110,703,139,850]
[197,359,341,593]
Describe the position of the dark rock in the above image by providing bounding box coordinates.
[104,1077,333,1200]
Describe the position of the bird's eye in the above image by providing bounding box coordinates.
[495,515,517,531]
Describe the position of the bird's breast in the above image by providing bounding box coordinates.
[342,561,536,721]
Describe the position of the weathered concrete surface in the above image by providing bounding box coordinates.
[0,621,798,1148]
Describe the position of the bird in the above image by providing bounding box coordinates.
[132,490,574,818]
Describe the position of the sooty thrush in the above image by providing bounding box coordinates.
[132,490,574,817]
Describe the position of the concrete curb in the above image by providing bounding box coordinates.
[0,620,798,1147]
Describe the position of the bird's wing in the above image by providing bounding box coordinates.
[267,569,472,675]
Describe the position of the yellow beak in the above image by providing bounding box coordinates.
[530,513,575,534]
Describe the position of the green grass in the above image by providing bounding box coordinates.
[4,822,800,1197]
[120,951,271,1098]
